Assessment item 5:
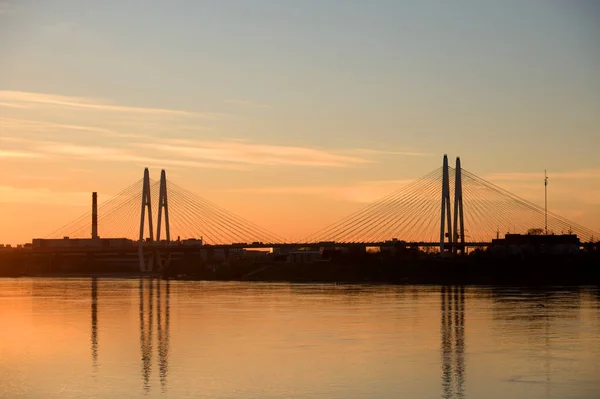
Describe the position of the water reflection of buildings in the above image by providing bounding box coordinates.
[91,278,98,371]
[441,286,465,399]
[139,279,171,394]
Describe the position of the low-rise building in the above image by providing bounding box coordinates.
[181,238,203,246]
[31,237,135,249]
[490,234,580,255]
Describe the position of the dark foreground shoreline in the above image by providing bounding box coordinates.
[174,256,600,286]
[2,252,599,286]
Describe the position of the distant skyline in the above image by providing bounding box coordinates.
[1,0,599,244]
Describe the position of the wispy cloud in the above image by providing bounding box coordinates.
[0,91,225,119]
[0,150,44,159]
[343,148,433,157]
[0,117,143,139]
[136,139,371,167]
[36,142,248,170]
[5,135,376,171]
[1,90,423,171]
[2,125,370,170]
[0,136,34,144]
[0,102,30,108]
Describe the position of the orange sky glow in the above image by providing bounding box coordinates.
[1,2,599,244]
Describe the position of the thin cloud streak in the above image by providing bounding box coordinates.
[1,91,427,170]
[2,117,214,142]
[1,117,144,139]
[0,136,42,144]
[2,131,371,170]
[344,148,433,157]
[1,91,428,170]
[0,91,226,119]
[136,139,371,167]
[2,135,249,170]
[0,102,30,108]
[36,143,249,171]
[0,150,44,158]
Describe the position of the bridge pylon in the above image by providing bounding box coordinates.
[139,168,154,272]
[155,169,171,272]
[156,169,171,243]
[440,154,453,254]
[453,157,465,254]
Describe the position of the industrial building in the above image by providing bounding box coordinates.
[31,237,135,249]
[490,234,580,255]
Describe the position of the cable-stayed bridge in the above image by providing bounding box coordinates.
[40,155,598,266]
[305,157,597,246]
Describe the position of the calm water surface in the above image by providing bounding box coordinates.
[1,279,599,399]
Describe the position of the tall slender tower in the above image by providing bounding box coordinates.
[139,168,154,272]
[91,192,98,239]
[453,157,465,254]
[440,155,453,254]
[156,169,171,242]
[139,168,154,243]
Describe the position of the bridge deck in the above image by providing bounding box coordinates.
[21,241,491,254]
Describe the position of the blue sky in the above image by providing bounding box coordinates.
[1,0,599,242]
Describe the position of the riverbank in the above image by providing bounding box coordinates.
[2,251,599,286]
[165,253,600,286]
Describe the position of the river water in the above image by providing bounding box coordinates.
[0,279,599,399]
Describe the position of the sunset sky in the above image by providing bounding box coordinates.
[1,1,599,244]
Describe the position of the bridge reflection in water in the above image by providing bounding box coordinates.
[441,286,466,399]
[139,278,171,394]
[77,281,600,398]
[89,278,171,393]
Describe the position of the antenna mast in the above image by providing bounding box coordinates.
[544,170,548,235]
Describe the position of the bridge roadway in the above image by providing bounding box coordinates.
[26,241,492,254]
